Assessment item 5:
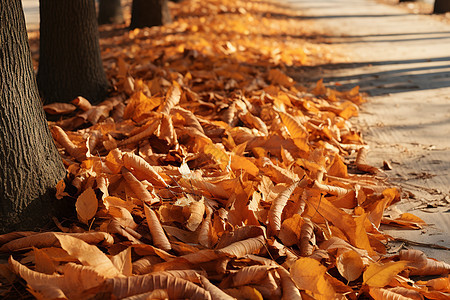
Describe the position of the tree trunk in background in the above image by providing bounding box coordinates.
[98,0,124,25]
[130,0,172,29]
[37,0,110,104]
[0,0,66,233]
[433,0,450,14]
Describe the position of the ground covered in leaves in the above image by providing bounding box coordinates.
[1,0,449,299]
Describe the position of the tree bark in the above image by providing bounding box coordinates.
[98,0,124,25]
[130,0,172,29]
[37,0,110,104]
[0,0,66,233]
[433,0,450,14]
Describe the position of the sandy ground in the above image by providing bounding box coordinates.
[22,0,39,31]
[286,0,450,262]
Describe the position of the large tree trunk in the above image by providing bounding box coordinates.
[0,0,66,233]
[130,0,172,29]
[433,0,450,14]
[37,0,110,104]
[98,0,124,25]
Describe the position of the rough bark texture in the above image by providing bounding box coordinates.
[98,0,124,25]
[0,0,66,233]
[433,0,450,14]
[130,0,172,29]
[37,0,110,104]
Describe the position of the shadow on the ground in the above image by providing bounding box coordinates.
[289,55,450,96]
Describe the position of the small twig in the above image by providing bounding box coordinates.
[392,237,450,251]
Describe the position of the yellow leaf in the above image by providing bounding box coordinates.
[336,250,364,282]
[75,187,98,224]
[278,111,309,153]
[230,154,259,177]
[290,257,335,298]
[268,69,294,87]
[204,143,229,171]
[363,261,408,287]
[279,214,303,247]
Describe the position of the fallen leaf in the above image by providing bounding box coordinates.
[290,257,336,299]
[363,261,408,287]
[336,250,365,282]
[75,187,98,224]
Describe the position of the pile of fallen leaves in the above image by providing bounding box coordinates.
[1,0,449,299]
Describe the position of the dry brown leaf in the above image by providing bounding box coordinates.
[198,206,216,248]
[217,235,265,258]
[268,181,299,235]
[104,273,212,299]
[122,289,169,300]
[144,204,172,251]
[216,226,266,249]
[123,152,168,187]
[400,249,450,276]
[122,167,159,205]
[186,198,206,231]
[72,96,92,111]
[117,118,160,147]
[43,103,77,115]
[355,147,380,174]
[55,234,121,277]
[110,247,133,276]
[200,275,236,300]
[159,82,182,115]
[9,256,105,299]
[51,125,86,162]
[277,267,302,300]
[299,217,316,257]
[0,231,114,252]
[223,286,263,300]
[369,287,423,300]
[423,276,450,292]
[33,247,57,275]
[312,180,351,197]
[232,265,276,287]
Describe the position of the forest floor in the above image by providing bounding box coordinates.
[4,0,448,299]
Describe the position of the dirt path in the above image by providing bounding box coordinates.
[22,0,39,31]
[286,0,450,261]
